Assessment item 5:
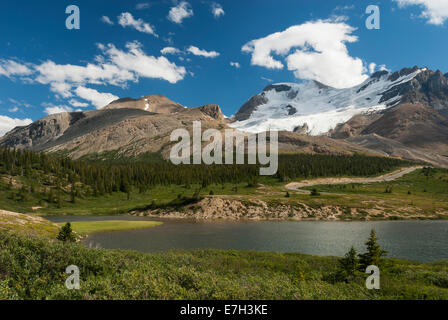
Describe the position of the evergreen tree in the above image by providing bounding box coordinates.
[359,230,388,269]
[57,222,76,242]
[338,246,359,281]
[70,184,76,203]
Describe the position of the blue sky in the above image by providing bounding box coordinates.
[1,0,448,135]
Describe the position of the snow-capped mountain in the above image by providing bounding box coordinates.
[230,66,428,135]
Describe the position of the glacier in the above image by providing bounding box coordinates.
[230,68,424,135]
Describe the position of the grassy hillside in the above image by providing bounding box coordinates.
[0,210,59,238]
[296,167,448,219]
[0,161,446,219]
[0,230,447,300]
[0,147,416,217]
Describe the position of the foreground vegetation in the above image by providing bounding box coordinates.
[0,230,446,300]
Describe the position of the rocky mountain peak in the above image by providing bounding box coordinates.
[198,104,225,121]
[103,94,184,114]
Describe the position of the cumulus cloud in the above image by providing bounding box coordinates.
[34,59,135,98]
[395,0,448,25]
[74,87,119,109]
[211,3,225,18]
[242,19,369,88]
[69,99,89,108]
[101,16,114,25]
[103,41,187,84]
[168,1,193,24]
[161,47,182,55]
[32,42,184,93]
[1,42,187,114]
[0,115,32,136]
[0,59,33,78]
[369,62,377,74]
[187,46,220,58]
[42,103,73,115]
[230,62,241,68]
[118,12,157,36]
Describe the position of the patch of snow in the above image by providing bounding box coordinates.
[231,105,387,135]
[230,68,423,135]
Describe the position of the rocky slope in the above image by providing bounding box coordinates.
[230,66,448,167]
[104,94,185,114]
[0,90,386,160]
[2,67,447,166]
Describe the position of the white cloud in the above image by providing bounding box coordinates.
[30,41,185,100]
[368,62,376,74]
[1,42,187,115]
[161,47,182,55]
[379,64,389,71]
[103,41,187,84]
[118,12,157,36]
[0,115,32,136]
[0,59,33,78]
[168,1,193,24]
[34,59,136,98]
[43,103,73,115]
[261,77,273,82]
[395,0,448,25]
[211,3,225,18]
[136,3,150,10]
[101,16,114,25]
[8,106,18,112]
[187,46,220,58]
[230,62,241,68]
[69,99,89,108]
[242,19,369,88]
[74,87,118,109]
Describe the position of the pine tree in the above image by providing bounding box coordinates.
[57,222,76,242]
[359,230,387,269]
[338,246,359,281]
[70,184,76,203]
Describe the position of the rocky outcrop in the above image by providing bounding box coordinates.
[137,196,347,220]
[380,68,448,114]
[234,94,268,121]
[198,104,225,121]
[136,196,446,221]
[293,123,309,134]
[330,113,382,139]
[0,112,75,150]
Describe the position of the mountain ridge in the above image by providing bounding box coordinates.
[1,66,448,167]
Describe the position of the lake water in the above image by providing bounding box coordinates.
[47,216,448,262]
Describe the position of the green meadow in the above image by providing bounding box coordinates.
[57,220,162,235]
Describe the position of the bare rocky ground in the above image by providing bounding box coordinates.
[135,195,445,221]
[131,166,447,221]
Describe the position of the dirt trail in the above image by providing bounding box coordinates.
[285,166,422,193]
